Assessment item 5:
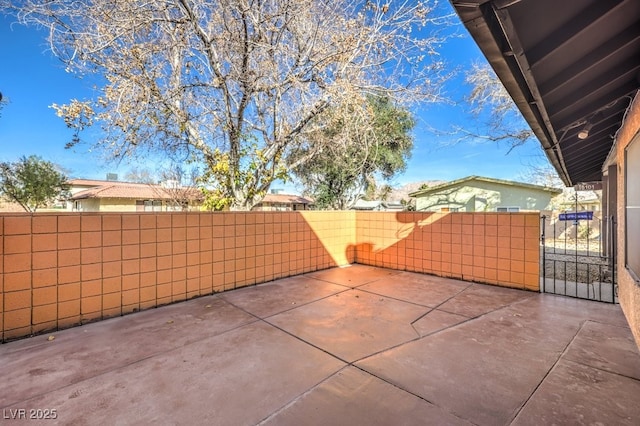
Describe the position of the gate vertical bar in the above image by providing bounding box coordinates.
[611,215,616,302]
[574,190,578,298]
[541,215,546,293]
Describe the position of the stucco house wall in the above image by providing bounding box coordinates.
[73,198,102,212]
[615,92,640,347]
[74,198,196,212]
[412,177,561,213]
[99,199,138,212]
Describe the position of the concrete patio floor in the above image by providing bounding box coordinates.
[2,265,640,425]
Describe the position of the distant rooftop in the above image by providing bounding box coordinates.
[68,179,201,201]
[261,193,313,205]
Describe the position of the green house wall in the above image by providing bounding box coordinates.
[415,180,557,212]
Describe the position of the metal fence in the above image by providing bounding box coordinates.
[540,214,616,303]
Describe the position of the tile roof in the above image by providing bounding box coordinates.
[261,193,313,205]
[409,176,563,198]
[353,200,403,210]
[70,181,201,201]
[68,178,120,187]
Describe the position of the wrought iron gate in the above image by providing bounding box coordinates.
[540,214,617,303]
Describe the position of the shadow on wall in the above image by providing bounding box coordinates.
[0,210,538,342]
[414,186,487,212]
[351,211,540,291]
[414,181,557,212]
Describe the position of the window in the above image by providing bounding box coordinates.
[496,206,520,212]
[167,202,184,212]
[146,200,163,211]
[625,133,640,282]
[440,207,459,212]
[137,200,163,212]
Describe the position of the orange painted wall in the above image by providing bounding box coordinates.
[616,91,640,348]
[1,210,538,342]
[355,211,540,291]
[0,211,355,341]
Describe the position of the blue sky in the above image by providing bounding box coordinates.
[0,4,550,189]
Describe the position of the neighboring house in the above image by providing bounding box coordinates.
[555,188,601,213]
[0,196,25,212]
[252,193,313,211]
[68,179,202,212]
[352,199,404,211]
[409,176,562,213]
[0,194,67,213]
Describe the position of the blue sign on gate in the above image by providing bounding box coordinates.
[559,211,593,221]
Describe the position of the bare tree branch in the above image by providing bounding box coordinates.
[442,62,534,153]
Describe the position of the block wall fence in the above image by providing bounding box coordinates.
[0,211,539,342]
[355,212,540,290]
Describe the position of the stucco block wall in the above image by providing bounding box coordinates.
[0,211,355,341]
[616,91,640,348]
[0,210,538,342]
[355,211,540,290]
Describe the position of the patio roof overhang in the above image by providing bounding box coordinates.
[450,0,640,187]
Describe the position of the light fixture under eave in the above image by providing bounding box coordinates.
[577,122,593,140]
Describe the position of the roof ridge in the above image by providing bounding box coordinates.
[408,175,563,197]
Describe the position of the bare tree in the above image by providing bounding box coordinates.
[125,164,201,210]
[517,163,563,189]
[447,62,533,152]
[466,62,516,118]
[0,91,6,119]
[4,0,451,210]
[124,167,157,184]
[155,164,202,211]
